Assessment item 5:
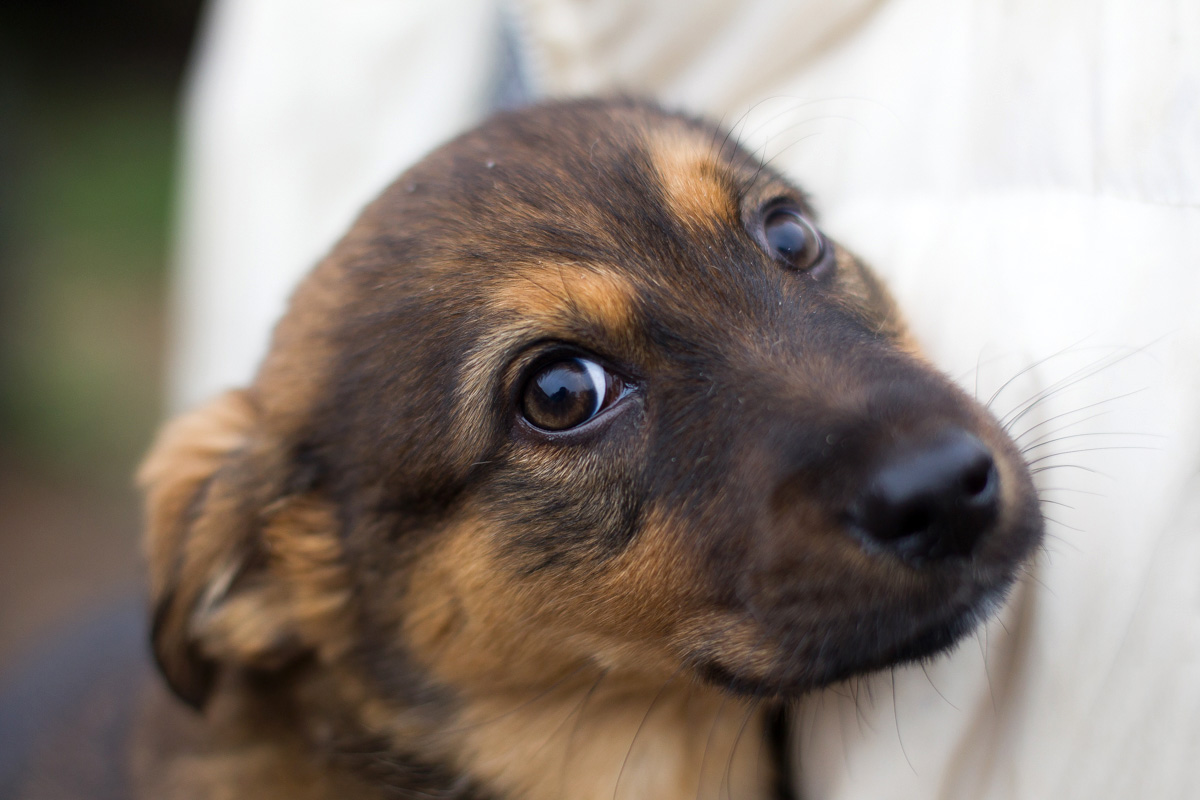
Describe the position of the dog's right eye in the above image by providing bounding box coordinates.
[520,357,625,432]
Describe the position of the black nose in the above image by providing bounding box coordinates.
[849,429,1000,562]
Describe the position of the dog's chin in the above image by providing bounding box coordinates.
[697,577,1015,699]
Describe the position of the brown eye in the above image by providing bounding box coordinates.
[521,357,623,432]
[763,207,825,270]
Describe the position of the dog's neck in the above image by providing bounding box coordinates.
[445,679,774,800]
[147,659,789,800]
[335,673,784,800]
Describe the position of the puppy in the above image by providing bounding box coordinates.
[135,98,1043,800]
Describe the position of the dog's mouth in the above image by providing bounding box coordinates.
[690,553,1025,699]
[794,575,1015,691]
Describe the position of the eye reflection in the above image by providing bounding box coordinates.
[522,357,618,432]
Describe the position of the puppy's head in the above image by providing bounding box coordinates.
[141,99,1042,712]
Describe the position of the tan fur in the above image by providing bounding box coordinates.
[490,263,638,332]
[138,391,268,694]
[138,389,258,606]
[195,497,353,668]
[259,497,354,661]
[647,130,738,233]
[448,678,768,800]
[391,505,775,800]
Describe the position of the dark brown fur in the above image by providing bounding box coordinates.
[131,98,1042,800]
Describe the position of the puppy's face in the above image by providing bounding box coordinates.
[142,101,1042,714]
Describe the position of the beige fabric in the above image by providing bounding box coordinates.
[175,1,1200,796]
[172,0,503,410]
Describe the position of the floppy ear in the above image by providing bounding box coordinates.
[138,390,350,709]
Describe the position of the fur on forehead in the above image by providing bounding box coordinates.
[248,99,777,456]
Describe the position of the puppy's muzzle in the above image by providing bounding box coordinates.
[711,355,1041,693]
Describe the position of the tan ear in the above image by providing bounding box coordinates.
[138,391,351,709]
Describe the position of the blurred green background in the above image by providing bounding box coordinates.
[0,0,204,671]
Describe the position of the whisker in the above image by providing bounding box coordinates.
[721,699,761,800]
[956,348,1021,391]
[973,346,984,402]
[918,661,959,711]
[890,669,916,774]
[1015,409,1112,444]
[716,97,781,161]
[1018,561,1056,596]
[1020,430,1164,454]
[851,675,873,735]
[708,108,732,159]
[984,335,1094,411]
[436,662,591,736]
[512,269,571,305]
[730,103,818,157]
[1024,445,1159,467]
[752,702,770,800]
[1037,497,1076,510]
[977,628,998,714]
[745,132,824,193]
[727,99,823,167]
[613,668,685,800]
[1042,529,1082,553]
[556,261,580,311]
[1029,463,1111,478]
[695,691,732,800]
[1040,515,1085,535]
[1001,339,1162,434]
[826,681,854,702]
[1010,388,1146,443]
[1002,354,1132,430]
[551,669,609,794]
[1036,485,1106,497]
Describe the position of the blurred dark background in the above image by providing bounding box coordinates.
[0,0,205,674]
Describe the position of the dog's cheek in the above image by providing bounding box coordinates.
[395,502,713,692]
[478,418,651,574]
[398,515,597,692]
[825,245,916,352]
[487,467,645,574]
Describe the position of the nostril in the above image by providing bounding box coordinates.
[897,503,933,539]
[961,455,995,499]
[848,429,1001,562]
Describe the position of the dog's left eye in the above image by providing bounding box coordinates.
[763,206,825,270]
[521,357,625,432]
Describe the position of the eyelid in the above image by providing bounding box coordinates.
[512,341,637,392]
[759,195,807,217]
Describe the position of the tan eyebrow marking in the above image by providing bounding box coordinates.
[646,129,739,234]
[488,262,637,332]
[452,263,640,434]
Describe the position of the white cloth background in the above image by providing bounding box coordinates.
[173,1,1200,796]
